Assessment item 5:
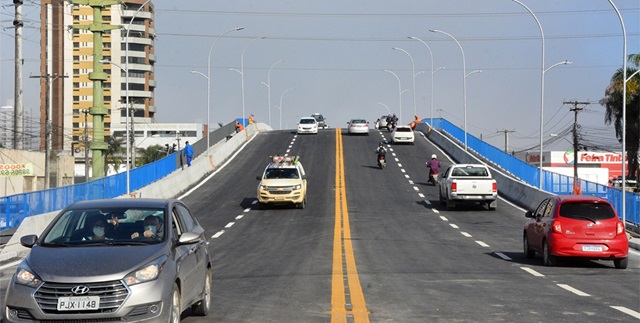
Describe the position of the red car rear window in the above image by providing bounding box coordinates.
[559,202,615,221]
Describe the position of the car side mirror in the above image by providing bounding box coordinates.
[177,232,201,245]
[20,234,38,248]
[525,211,535,218]
[302,175,308,180]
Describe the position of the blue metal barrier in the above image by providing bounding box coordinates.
[430,118,639,225]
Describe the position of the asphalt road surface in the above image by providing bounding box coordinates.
[0,128,638,322]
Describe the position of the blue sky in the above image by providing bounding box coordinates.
[1,0,639,153]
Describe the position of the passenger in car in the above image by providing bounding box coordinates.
[83,218,111,241]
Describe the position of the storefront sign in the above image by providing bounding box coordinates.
[0,163,34,177]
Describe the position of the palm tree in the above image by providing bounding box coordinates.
[138,145,166,165]
[104,136,125,175]
[600,53,640,181]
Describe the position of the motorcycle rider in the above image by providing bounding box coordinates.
[375,142,387,164]
[427,154,441,183]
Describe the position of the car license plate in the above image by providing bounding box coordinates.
[57,296,100,311]
[582,245,602,252]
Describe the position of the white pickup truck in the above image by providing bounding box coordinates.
[438,164,498,211]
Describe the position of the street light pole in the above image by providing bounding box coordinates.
[204,27,243,154]
[607,0,628,224]
[278,87,295,130]
[430,29,468,151]
[384,70,403,124]
[377,102,391,114]
[392,47,417,118]
[260,60,285,128]
[240,36,265,128]
[408,36,442,128]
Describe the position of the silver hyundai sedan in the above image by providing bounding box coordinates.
[3,198,212,323]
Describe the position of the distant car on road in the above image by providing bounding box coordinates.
[523,195,629,269]
[375,115,388,130]
[347,119,369,135]
[391,125,414,144]
[3,198,212,322]
[297,117,318,134]
[311,113,328,129]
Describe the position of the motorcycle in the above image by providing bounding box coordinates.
[377,155,386,169]
[429,171,439,186]
[386,121,396,132]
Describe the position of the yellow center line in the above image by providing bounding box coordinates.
[331,128,370,323]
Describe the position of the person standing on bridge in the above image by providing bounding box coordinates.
[184,141,194,167]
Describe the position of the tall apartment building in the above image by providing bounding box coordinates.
[39,0,156,154]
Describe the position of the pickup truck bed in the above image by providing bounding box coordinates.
[438,164,498,211]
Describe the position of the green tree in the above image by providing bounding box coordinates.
[600,53,640,180]
[104,136,125,175]
[138,145,166,165]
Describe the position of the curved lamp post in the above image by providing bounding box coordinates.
[260,59,285,128]
[277,87,295,130]
[198,27,243,155]
[608,0,628,223]
[408,36,444,128]
[384,70,404,124]
[239,36,265,127]
[430,29,468,151]
[392,47,417,118]
[377,102,391,114]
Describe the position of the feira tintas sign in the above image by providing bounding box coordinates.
[0,163,34,177]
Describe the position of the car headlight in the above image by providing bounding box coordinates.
[14,262,41,288]
[294,184,301,190]
[124,255,168,286]
[260,185,268,190]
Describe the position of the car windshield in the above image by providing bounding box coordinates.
[313,115,324,121]
[41,207,166,245]
[351,120,366,124]
[300,119,316,124]
[395,127,412,132]
[559,202,615,220]
[265,168,300,179]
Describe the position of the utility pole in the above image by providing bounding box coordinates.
[30,74,67,189]
[130,105,136,168]
[13,0,23,150]
[82,109,90,182]
[70,0,119,180]
[497,129,516,152]
[565,100,589,194]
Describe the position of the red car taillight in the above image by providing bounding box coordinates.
[492,182,497,193]
[551,220,562,234]
[451,182,457,192]
[616,221,625,236]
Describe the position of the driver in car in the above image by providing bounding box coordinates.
[131,215,163,240]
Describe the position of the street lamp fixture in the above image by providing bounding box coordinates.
[377,102,391,114]
[430,29,469,151]
[384,69,404,124]
[239,36,265,128]
[260,59,285,128]
[392,47,417,118]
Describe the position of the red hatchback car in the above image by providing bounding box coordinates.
[523,195,629,269]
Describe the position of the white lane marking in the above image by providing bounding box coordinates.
[495,252,512,261]
[235,215,244,220]
[449,223,459,229]
[225,222,235,228]
[288,145,293,149]
[433,209,440,214]
[395,158,400,162]
[520,267,545,277]
[439,216,448,221]
[392,152,396,156]
[0,260,22,271]
[460,232,472,238]
[244,208,251,213]
[413,186,419,191]
[212,231,225,239]
[398,163,403,167]
[401,169,406,173]
[179,131,258,199]
[286,149,291,154]
[404,174,410,178]
[611,306,640,319]
[419,193,426,199]
[557,284,590,297]
[475,241,490,247]
[409,180,414,185]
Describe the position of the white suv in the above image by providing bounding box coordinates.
[256,156,308,209]
[391,125,415,144]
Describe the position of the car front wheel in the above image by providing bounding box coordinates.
[192,268,212,316]
[169,283,181,323]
